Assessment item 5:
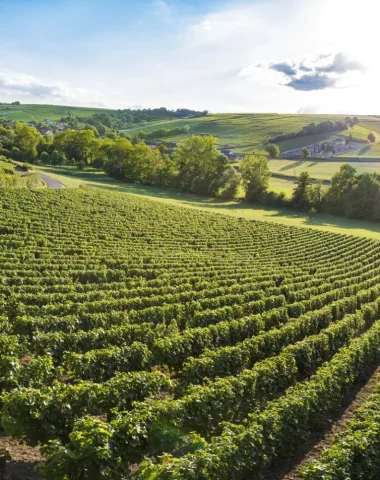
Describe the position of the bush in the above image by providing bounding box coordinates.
[368,132,376,143]
[266,144,280,158]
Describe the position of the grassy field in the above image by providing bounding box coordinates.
[33,165,380,240]
[122,112,380,156]
[339,143,380,158]
[3,105,380,158]
[123,113,351,153]
[0,104,113,121]
[276,133,337,152]
[266,159,380,179]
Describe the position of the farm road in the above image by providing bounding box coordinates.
[40,174,65,189]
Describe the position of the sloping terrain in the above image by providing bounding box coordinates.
[0,188,379,478]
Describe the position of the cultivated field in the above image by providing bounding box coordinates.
[3,106,380,158]
[0,104,113,121]
[122,113,380,155]
[1,188,380,479]
[34,165,380,239]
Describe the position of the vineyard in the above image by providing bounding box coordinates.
[0,187,379,479]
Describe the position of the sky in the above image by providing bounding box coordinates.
[0,0,378,114]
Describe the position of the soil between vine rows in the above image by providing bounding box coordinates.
[252,364,380,480]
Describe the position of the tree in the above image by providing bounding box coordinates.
[173,136,229,196]
[92,158,105,170]
[348,173,380,221]
[301,147,311,160]
[309,180,324,211]
[53,130,99,165]
[217,165,240,199]
[368,132,376,143]
[157,144,168,157]
[103,138,164,185]
[265,143,280,158]
[324,164,357,215]
[51,150,67,166]
[13,122,43,160]
[292,172,313,210]
[240,155,271,202]
[40,152,50,164]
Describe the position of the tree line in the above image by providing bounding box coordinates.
[1,119,380,222]
[267,118,358,144]
[136,125,189,139]
[0,121,239,198]
[64,108,207,134]
[243,157,380,222]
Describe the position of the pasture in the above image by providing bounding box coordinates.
[267,159,380,179]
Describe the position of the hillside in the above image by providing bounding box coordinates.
[0,187,380,479]
[122,112,380,155]
[0,104,113,122]
[3,106,380,158]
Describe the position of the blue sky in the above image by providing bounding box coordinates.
[0,0,378,113]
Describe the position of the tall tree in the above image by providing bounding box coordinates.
[324,164,357,215]
[301,147,311,160]
[173,136,229,196]
[13,123,43,160]
[240,155,271,202]
[292,172,313,210]
[53,130,99,165]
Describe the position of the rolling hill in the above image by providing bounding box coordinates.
[122,112,380,156]
[0,104,113,121]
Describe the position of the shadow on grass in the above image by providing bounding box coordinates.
[279,161,304,172]
[356,144,372,156]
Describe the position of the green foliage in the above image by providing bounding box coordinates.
[240,155,271,201]
[292,172,313,210]
[0,189,378,479]
[138,126,189,139]
[216,165,240,199]
[302,381,380,479]
[268,119,352,144]
[0,448,11,467]
[12,122,43,160]
[53,130,98,165]
[174,136,230,196]
[368,132,376,143]
[265,143,280,158]
[302,147,311,159]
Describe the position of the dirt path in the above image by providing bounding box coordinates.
[253,365,380,480]
[39,174,65,189]
[0,433,42,479]
[282,366,380,479]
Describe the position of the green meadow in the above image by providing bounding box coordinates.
[267,159,380,179]
[0,104,112,121]
[122,112,380,156]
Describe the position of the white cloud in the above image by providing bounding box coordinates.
[0,69,107,107]
[1,0,379,113]
[152,0,172,16]
[0,72,65,97]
